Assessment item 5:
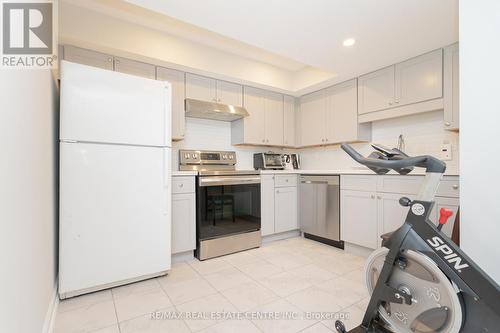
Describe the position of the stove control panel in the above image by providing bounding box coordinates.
[179,150,236,166]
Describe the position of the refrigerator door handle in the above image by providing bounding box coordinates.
[163,148,170,189]
[164,83,172,146]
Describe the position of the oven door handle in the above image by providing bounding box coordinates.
[199,176,261,187]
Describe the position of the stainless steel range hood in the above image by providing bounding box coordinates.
[185,98,249,121]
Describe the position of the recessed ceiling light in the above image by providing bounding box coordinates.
[343,38,356,47]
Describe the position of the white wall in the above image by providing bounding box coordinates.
[174,111,459,175]
[0,70,59,332]
[459,0,500,282]
[299,111,459,174]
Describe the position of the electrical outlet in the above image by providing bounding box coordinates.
[441,144,452,161]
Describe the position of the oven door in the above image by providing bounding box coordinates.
[197,175,261,241]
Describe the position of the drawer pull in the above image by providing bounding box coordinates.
[179,183,184,188]
[452,185,458,190]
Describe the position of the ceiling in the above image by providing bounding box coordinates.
[125,0,458,83]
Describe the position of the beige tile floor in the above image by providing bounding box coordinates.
[55,237,370,333]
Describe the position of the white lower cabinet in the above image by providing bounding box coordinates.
[171,177,196,254]
[378,192,413,239]
[261,174,298,236]
[275,186,298,233]
[261,175,276,236]
[341,190,378,249]
[341,175,460,249]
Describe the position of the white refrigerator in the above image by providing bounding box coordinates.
[59,61,172,299]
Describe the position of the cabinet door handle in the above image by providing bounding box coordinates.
[179,183,184,188]
[325,138,328,142]
[452,185,458,189]
[370,194,375,199]
[395,100,400,104]
[389,101,393,105]
[107,57,113,62]
[377,195,382,199]
[445,122,451,127]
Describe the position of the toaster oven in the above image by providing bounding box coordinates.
[253,153,284,170]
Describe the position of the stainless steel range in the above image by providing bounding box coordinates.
[180,150,261,260]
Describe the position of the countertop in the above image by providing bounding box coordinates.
[259,169,460,176]
[172,171,198,176]
[173,169,459,176]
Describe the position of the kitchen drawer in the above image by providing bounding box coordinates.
[172,176,195,194]
[340,175,377,192]
[377,176,423,195]
[437,177,459,198]
[274,174,297,187]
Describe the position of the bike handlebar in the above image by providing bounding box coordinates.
[341,143,446,174]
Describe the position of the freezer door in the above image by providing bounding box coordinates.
[60,61,171,147]
[59,142,171,295]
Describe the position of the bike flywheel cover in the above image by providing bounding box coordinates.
[365,248,463,333]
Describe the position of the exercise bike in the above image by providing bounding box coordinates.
[335,143,500,333]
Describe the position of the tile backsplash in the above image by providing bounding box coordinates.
[172,110,459,174]
[172,118,292,170]
[298,110,459,174]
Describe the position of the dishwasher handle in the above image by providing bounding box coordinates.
[300,175,339,186]
[301,180,328,185]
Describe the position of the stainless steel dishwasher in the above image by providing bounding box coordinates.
[299,175,343,249]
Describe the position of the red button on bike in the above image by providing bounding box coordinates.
[439,208,454,225]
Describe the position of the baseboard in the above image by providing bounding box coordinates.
[60,270,168,299]
[172,250,195,264]
[42,277,59,333]
[344,242,375,258]
[262,230,301,243]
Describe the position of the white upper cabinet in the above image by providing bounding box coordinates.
[265,91,284,146]
[216,80,243,106]
[358,66,395,115]
[185,73,217,102]
[236,86,266,144]
[395,49,443,106]
[185,73,243,106]
[231,86,283,146]
[63,45,114,70]
[300,80,370,147]
[299,90,326,146]
[283,95,296,147]
[358,48,444,122]
[444,43,459,131]
[325,79,370,143]
[114,57,156,79]
[156,67,186,141]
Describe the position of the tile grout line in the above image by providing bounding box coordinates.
[156,274,195,332]
[110,289,122,333]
